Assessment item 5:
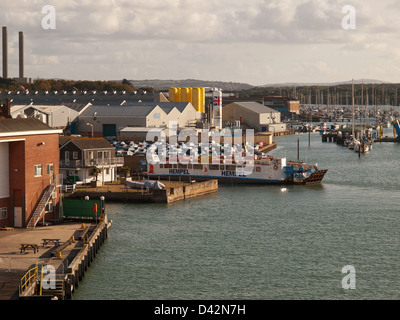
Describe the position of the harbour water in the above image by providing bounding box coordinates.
[73,128,400,300]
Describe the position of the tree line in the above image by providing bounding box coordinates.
[0,78,157,93]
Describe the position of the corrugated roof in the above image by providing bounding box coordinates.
[80,104,158,117]
[0,118,54,133]
[227,102,279,114]
[79,102,192,117]
[60,136,114,149]
[0,91,162,106]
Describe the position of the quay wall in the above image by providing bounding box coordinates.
[64,219,110,299]
[66,180,218,204]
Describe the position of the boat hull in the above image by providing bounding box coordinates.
[147,169,328,186]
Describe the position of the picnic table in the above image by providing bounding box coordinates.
[41,239,61,247]
[20,243,39,254]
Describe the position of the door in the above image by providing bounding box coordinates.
[103,124,116,137]
[14,207,22,228]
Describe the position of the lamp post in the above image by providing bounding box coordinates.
[87,122,93,138]
[100,196,105,221]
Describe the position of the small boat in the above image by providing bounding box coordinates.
[125,180,165,189]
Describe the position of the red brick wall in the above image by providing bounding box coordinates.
[24,134,59,225]
[0,133,60,227]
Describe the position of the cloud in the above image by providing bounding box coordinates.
[1,0,400,83]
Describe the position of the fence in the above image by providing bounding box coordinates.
[62,199,102,219]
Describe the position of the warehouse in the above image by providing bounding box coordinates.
[77,102,198,138]
[222,101,286,133]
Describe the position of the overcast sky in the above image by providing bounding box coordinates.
[1,0,400,85]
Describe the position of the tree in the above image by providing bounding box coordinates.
[89,166,101,182]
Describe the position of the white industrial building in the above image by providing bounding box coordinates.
[77,102,199,138]
[10,103,90,130]
[222,101,287,133]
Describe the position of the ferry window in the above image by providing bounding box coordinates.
[256,167,261,172]
[178,164,187,169]
[188,164,193,169]
[209,165,219,170]
[226,165,236,171]
[165,164,172,169]
[0,207,7,220]
[220,165,225,170]
[160,164,163,168]
[193,164,203,170]
[173,164,177,169]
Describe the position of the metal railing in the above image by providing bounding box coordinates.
[60,157,124,168]
[19,263,39,295]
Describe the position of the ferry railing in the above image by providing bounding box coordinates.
[19,262,39,296]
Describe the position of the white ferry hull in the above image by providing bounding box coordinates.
[147,157,327,185]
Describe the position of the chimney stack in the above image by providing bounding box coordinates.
[19,31,24,79]
[2,26,7,79]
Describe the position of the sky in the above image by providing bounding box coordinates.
[1,0,400,85]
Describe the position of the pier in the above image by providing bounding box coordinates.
[321,132,338,143]
[65,179,218,204]
[0,217,110,300]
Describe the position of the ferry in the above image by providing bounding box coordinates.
[147,155,327,185]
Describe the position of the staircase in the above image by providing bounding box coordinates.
[27,184,56,228]
[40,277,65,300]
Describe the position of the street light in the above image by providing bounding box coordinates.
[87,123,93,138]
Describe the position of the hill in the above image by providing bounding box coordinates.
[127,79,254,91]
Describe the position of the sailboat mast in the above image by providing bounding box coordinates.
[352,79,355,138]
[361,81,364,139]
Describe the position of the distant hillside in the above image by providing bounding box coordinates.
[128,79,254,91]
[261,79,392,87]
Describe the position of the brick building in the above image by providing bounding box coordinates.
[0,117,62,228]
[263,95,300,119]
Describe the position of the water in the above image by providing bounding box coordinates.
[73,129,400,300]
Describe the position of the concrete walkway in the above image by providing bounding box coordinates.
[0,222,83,271]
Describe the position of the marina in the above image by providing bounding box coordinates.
[3,0,400,305]
[70,128,400,300]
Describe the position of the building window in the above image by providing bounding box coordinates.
[0,207,7,220]
[47,164,54,175]
[73,151,78,160]
[34,164,42,177]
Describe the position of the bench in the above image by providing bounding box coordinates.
[78,227,89,241]
[51,239,72,257]
[42,239,61,247]
[20,244,39,254]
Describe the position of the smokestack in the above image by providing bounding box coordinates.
[2,26,7,79]
[19,31,24,78]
